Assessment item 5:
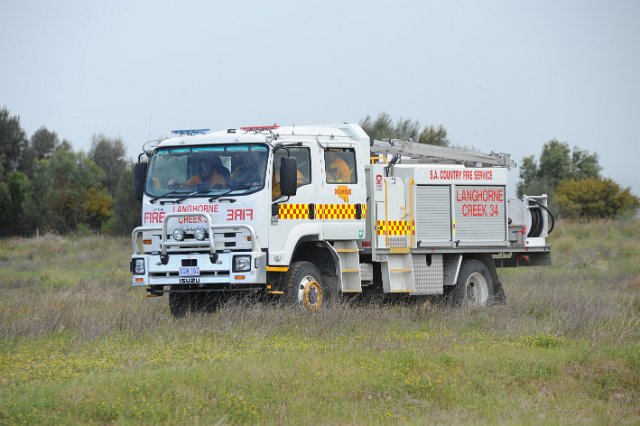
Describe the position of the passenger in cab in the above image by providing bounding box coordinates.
[272,160,305,198]
[169,157,229,189]
[325,151,353,183]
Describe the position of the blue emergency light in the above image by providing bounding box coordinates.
[171,129,211,136]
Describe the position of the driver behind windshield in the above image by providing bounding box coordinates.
[169,157,230,189]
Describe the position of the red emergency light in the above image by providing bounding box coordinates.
[240,124,280,132]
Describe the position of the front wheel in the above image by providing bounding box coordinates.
[454,259,494,308]
[169,287,193,317]
[284,261,324,310]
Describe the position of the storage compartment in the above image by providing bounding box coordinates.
[454,185,507,245]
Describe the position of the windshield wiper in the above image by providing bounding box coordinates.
[174,188,215,204]
[208,183,262,202]
[151,183,261,204]
[208,188,236,202]
[229,183,262,193]
[150,190,191,204]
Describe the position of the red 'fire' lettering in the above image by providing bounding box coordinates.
[144,211,166,224]
[226,209,254,221]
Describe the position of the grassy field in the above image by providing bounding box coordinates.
[1,220,639,425]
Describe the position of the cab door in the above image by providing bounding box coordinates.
[267,145,319,265]
[317,145,366,241]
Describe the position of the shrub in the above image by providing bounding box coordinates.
[556,177,639,218]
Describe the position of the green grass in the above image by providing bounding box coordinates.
[1,220,639,424]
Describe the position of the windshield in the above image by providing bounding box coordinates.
[145,144,269,198]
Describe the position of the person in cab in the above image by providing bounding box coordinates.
[272,159,305,198]
[326,151,353,183]
[169,157,230,189]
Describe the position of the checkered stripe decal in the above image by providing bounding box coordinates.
[278,204,310,219]
[317,204,355,219]
[278,204,367,220]
[376,220,415,235]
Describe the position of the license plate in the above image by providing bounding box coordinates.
[179,266,200,277]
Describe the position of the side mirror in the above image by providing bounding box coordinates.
[280,157,297,197]
[134,162,148,201]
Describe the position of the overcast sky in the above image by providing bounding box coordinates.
[1,0,638,195]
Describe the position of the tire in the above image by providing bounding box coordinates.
[168,287,193,317]
[454,259,494,308]
[283,261,324,310]
[200,292,226,313]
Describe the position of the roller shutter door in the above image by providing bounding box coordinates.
[415,185,451,244]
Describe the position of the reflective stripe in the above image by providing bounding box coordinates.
[377,220,415,235]
[317,204,355,219]
[278,204,367,220]
[278,204,310,219]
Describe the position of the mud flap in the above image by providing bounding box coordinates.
[491,280,507,305]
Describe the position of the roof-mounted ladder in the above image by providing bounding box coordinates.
[370,139,516,169]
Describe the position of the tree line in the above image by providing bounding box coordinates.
[360,112,451,146]
[517,140,638,218]
[1,107,636,237]
[0,107,140,236]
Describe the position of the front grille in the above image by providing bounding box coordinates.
[163,229,253,253]
[150,271,230,278]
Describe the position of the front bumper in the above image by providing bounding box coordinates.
[130,251,267,287]
[130,212,266,288]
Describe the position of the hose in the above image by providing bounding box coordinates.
[528,206,543,237]
[527,199,555,235]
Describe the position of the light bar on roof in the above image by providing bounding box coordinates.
[240,124,279,132]
[171,129,210,136]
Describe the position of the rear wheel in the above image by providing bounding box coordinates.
[284,261,324,310]
[454,259,494,307]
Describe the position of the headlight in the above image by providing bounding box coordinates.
[193,228,206,241]
[233,255,251,272]
[173,228,185,241]
[133,258,145,274]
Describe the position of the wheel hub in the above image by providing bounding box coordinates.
[465,272,489,307]
[299,275,323,310]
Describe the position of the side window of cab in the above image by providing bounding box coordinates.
[325,148,356,184]
[272,147,311,199]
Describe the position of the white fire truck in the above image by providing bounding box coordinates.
[131,123,552,315]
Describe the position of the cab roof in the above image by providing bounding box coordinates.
[153,123,367,149]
